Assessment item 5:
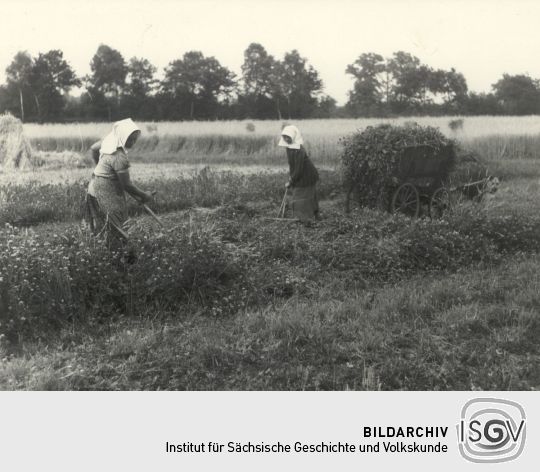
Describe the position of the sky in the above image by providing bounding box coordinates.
[2,0,540,104]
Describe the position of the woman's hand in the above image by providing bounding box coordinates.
[119,172,155,204]
[142,191,155,204]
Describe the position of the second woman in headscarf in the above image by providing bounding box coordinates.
[278,125,320,221]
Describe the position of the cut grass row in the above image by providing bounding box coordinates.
[3,188,540,351]
[1,165,539,228]
[0,170,340,227]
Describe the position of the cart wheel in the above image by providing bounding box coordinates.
[391,183,420,217]
[472,180,489,203]
[429,188,449,219]
[431,188,466,217]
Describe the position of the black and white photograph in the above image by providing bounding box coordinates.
[0,0,539,395]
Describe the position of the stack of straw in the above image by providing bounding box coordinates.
[0,112,35,170]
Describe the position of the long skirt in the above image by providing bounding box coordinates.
[290,185,319,221]
[85,177,128,241]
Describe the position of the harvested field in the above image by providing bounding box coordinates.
[1,117,540,391]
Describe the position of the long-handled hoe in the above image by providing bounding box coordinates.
[276,188,288,218]
[136,191,165,229]
[263,188,297,222]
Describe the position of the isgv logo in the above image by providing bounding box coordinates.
[457,398,526,463]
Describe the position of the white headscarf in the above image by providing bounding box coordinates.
[278,125,303,150]
[99,118,141,156]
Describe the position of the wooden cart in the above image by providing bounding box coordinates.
[389,144,453,217]
[390,144,497,218]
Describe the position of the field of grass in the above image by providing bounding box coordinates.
[1,116,540,390]
[22,116,540,139]
[19,116,540,167]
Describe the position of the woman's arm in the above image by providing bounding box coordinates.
[117,171,153,203]
[89,141,101,165]
[112,152,153,202]
[287,148,306,186]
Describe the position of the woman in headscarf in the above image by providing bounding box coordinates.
[86,118,153,241]
[278,125,320,221]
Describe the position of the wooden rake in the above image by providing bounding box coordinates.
[134,191,165,229]
[276,188,288,218]
[141,202,165,228]
[263,188,297,222]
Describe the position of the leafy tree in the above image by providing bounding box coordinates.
[436,68,468,109]
[427,69,447,97]
[344,50,470,115]
[89,44,127,94]
[345,53,386,115]
[5,51,34,121]
[122,57,157,119]
[240,43,279,118]
[386,51,422,106]
[161,51,236,119]
[414,65,435,105]
[87,45,127,120]
[242,43,276,97]
[465,92,501,115]
[492,74,540,115]
[29,50,80,121]
[313,94,338,118]
[0,85,16,116]
[276,50,323,119]
[125,57,157,98]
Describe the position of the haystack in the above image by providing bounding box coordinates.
[0,112,35,170]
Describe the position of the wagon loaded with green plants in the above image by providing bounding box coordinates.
[341,123,496,217]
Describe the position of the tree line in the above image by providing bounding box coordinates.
[0,43,539,122]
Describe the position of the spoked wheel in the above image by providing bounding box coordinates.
[391,183,420,217]
[430,187,465,218]
[429,188,449,219]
